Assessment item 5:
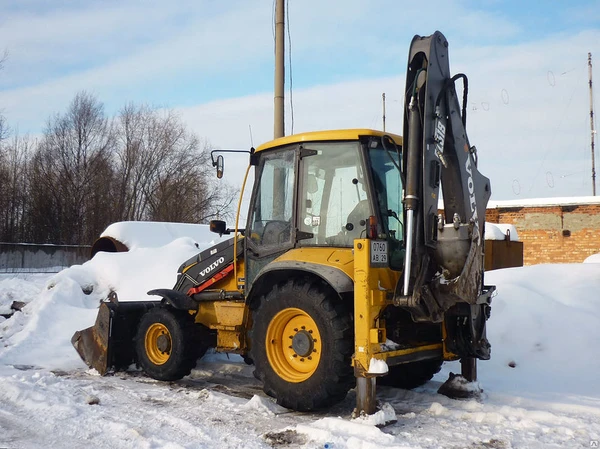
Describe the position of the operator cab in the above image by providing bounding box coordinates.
[245,129,405,286]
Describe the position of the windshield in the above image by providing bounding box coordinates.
[297,142,370,247]
[367,138,405,269]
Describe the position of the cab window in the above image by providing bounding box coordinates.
[298,142,370,247]
[248,148,295,249]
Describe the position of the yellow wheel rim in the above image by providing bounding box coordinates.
[145,323,172,365]
[265,307,322,383]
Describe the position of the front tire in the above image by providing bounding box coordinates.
[135,307,207,381]
[249,279,354,411]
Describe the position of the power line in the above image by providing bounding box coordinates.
[528,81,580,193]
[271,0,276,41]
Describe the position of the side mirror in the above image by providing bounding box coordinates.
[216,155,224,179]
[210,219,228,236]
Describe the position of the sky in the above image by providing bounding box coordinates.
[0,0,599,201]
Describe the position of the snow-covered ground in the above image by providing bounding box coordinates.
[1,237,599,448]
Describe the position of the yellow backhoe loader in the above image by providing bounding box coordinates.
[73,31,494,414]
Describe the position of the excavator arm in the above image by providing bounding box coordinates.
[395,31,494,361]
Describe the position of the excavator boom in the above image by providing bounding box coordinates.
[396,31,494,358]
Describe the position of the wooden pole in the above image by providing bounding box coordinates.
[274,0,285,139]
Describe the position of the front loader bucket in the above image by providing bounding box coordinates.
[72,302,114,374]
[71,301,160,375]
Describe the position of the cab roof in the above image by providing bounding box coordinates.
[255,129,403,153]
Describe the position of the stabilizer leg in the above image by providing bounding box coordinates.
[355,376,377,416]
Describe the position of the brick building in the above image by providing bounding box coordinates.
[486,197,600,265]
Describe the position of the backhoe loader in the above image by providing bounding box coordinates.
[72,31,494,414]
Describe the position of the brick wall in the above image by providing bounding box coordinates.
[486,203,600,265]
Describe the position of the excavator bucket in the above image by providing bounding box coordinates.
[72,300,159,375]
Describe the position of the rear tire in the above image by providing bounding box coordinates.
[135,307,207,381]
[249,279,354,411]
[378,359,443,389]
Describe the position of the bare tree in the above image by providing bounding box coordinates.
[32,91,115,244]
[0,134,33,242]
[114,105,236,224]
[6,91,236,245]
[0,116,7,145]
[0,50,9,144]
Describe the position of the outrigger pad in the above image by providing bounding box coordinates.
[437,372,482,399]
[71,302,112,375]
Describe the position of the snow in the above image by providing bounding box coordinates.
[485,223,519,241]
[584,253,600,263]
[0,275,46,315]
[368,357,389,374]
[0,237,204,370]
[100,221,226,250]
[1,229,600,447]
[480,264,600,401]
[487,195,600,208]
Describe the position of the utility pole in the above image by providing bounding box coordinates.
[274,0,285,139]
[589,52,596,196]
[382,93,386,132]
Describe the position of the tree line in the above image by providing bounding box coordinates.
[0,91,236,245]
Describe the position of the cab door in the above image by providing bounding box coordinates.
[245,146,297,289]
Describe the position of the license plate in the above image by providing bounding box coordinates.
[370,240,388,267]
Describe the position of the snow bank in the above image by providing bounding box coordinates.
[100,221,225,250]
[0,237,208,370]
[485,222,519,241]
[477,263,600,401]
[584,253,600,263]
[0,276,45,315]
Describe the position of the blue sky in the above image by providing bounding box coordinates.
[0,0,599,200]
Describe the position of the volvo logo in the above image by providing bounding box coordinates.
[200,257,225,277]
[465,156,481,243]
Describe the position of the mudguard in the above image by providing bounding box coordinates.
[250,259,354,297]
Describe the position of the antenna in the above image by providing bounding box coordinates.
[382,92,386,132]
[248,124,254,147]
[589,52,596,196]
